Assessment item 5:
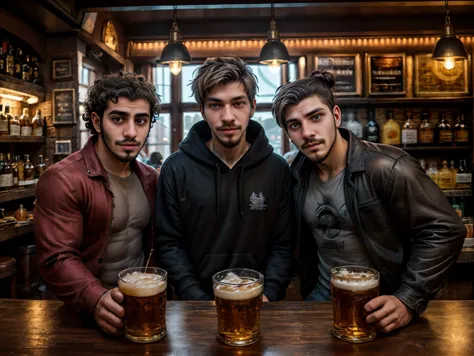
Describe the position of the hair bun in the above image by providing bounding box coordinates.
[309,70,335,89]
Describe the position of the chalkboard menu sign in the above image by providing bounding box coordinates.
[367,53,406,95]
[315,54,362,96]
[53,89,76,125]
[52,59,72,80]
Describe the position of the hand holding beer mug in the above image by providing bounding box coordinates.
[213,269,264,346]
[118,267,167,343]
[331,266,380,343]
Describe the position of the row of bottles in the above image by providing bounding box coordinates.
[423,159,471,190]
[0,33,40,84]
[344,110,469,146]
[0,106,44,137]
[0,154,49,191]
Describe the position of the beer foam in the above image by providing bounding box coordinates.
[332,269,379,291]
[214,278,263,301]
[118,271,166,297]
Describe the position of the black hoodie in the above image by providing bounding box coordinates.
[156,120,294,301]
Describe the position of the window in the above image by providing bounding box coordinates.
[181,64,200,103]
[147,113,172,160]
[79,62,97,148]
[289,62,297,82]
[249,65,282,104]
[154,66,171,104]
[183,112,203,137]
[252,111,282,155]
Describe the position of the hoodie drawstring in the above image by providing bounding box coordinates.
[215,164,221,215]
[237,164,246,219]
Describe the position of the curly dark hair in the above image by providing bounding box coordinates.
[82,71,161,135]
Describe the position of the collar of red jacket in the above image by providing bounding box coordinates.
[82,135,152,182]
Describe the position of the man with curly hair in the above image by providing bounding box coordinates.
[35,72,160,335]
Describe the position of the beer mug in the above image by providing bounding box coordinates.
[331,266,380,343]
[212,268,264,346]
[118,267,167,343]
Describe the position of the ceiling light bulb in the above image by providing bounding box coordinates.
[443,57,456,70]
[269,60,281,73]
[26,96,39,104]
[169,61,183,75]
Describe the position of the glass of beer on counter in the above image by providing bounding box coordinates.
[212,268,264,346]
[118,267,167,343]
[331,266,380,343]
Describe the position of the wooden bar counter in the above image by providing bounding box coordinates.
[0,300,473,355]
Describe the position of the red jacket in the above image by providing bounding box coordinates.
[34,136,158,315]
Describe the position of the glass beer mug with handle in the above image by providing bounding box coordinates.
[331,266,380,343]
[118,267,168,343]
[212,268,264,346]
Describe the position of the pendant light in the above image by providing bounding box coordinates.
[259,2,290,70]
[432,0,467,70]
[160,6,191,75]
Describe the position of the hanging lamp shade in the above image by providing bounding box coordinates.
[259,4,290,66]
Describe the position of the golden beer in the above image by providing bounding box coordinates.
[213,269,264,346]
[331,266,379,343]
[118,267,167,343]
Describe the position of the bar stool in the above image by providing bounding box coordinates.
[0,256,17,299]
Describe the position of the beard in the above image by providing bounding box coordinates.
[301,117,338,164]
[100,121,146,163]
[214,124,246,149]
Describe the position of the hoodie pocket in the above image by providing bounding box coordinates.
[197,253,260,281]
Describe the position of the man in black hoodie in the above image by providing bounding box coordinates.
[156,57,294,301]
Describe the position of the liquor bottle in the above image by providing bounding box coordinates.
[426,161,439,186]
[454,113,469,145]
[27,55,33,81]
[450,160,457,184]
[44,157,51,169]
[0,105,9,136]
[17,155,24,185]
[14,48,22,79]
[438,160,455,189]
[3,153,13,190]
[419,159,427,172]
[436,113,453,144]
[24,154,35,182]
[401,111,417,146]
[451,197,464,218]
[32,110,44,137]
[345,112,363,139]
[31,57,40,84]
[418,111,434,145]
[36,155,46,177]
[0,153,5,191]
[15,204,27,222]
[456,159,472,189]
[365,111,379,143]
[12,155,19,187]
[0,46,5,74]
[5,45,14,76]
[381,110,400,145]
[19,108,32,136]
[21,54,30,82]
[9,115,20,136]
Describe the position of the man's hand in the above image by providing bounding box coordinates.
[365,295,414,333]
[262,295,269,302]
[94,288,125,335]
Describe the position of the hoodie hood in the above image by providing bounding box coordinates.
[179,119,274,218]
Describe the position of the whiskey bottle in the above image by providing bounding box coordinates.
[456,159,472,189]
[418,112,434,144]
[345,112,363,139]
[12,155,19,187]
[0,105,9,136]
[32,57,40,84]
[0,46,5,74]
[436,113,453,144]
[24,154,35,183]
[5,45,14,76]
[3,153,13,190]
[21,54,30,82]
[450,160,457,185]
[19,108,32,136]
[36,155,46,177]
[426,162,439,186]
[401,111,417,145]
[381,110,401,145]
[9,115,20,136]
[454,113,469,145]
[365,111,379,143]
[17,155,24,185]
[438,160,455,189]
[0,153,5,191]
[14,48,22,79]
[32,110,44,137]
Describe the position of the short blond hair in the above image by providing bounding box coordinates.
[191,57,258,108]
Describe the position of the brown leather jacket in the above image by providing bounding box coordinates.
[34,136,158,315]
